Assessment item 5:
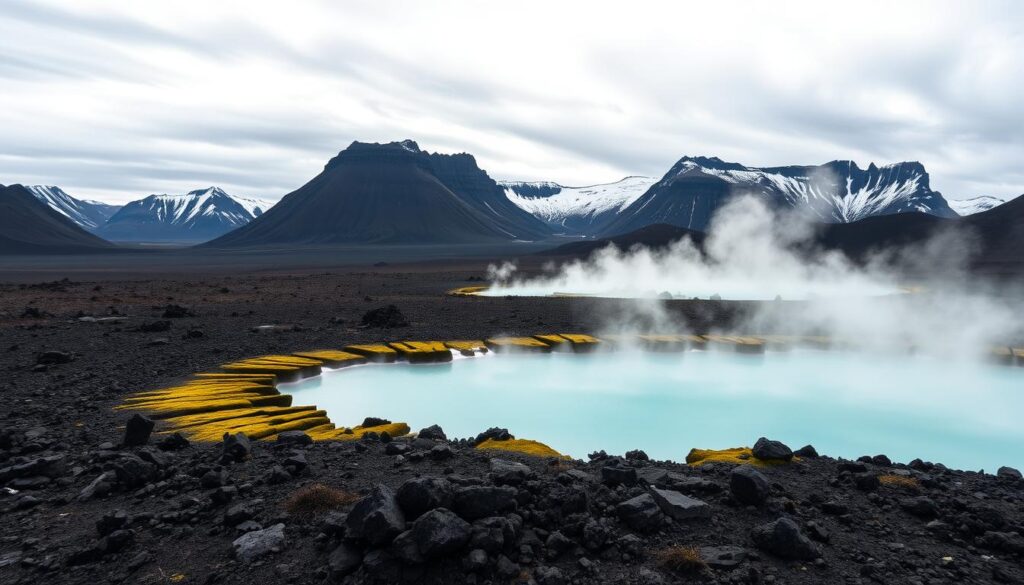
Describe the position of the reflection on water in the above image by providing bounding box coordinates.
[284,350,1024,471]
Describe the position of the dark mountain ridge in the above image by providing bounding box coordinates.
[0,184,116,254]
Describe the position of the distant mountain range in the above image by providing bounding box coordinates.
[97,187,274,243]
[209,140,551,246]
[500,176,657,235]
[4,140,1022,262]
[27,185,121,231]
[1,184,115,254]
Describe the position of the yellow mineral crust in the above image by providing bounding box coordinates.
[476,438,565,458]
[444,340,488,355]
[485,337,553,353]
[447,286,488,296]
[344,344,399,363]
[686,447,796,467]
[388,341,453,363]
[292,350,368,368]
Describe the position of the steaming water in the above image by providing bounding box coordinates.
[284,351,1024,471]
[479,282,903,301]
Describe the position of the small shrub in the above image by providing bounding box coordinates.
[284,483,359,517]
[878,474,921,491]
[655,545,707,574]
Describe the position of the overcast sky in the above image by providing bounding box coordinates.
[1,1,1022,204]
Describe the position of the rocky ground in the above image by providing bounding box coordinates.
[1,266,1022,584]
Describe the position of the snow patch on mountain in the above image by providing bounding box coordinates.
[948,195,1009,216]
[500,176,656,234]
[27,185,121,230]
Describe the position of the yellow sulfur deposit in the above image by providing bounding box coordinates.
[686,447,795,467]
[447,286,488,296]
[293,350,368,368]
[485,337,553,353]
[444,340,488,356]
[389,341,453,363]
[476,438,565,458]
[344,344,399,363]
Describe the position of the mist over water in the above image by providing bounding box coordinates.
[487,197,1022,361]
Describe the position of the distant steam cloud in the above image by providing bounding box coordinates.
[488,197,1021,360]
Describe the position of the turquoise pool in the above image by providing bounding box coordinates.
[284,350,1024,471]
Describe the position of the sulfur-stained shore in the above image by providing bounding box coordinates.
[1,265,1022,585]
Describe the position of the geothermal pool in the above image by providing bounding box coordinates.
[284,350,1024,471]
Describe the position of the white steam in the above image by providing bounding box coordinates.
[487,197,1022,360]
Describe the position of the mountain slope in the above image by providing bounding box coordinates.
[501,176,657,235]
[27,185,121,231]
[538,223,703,257]
[208,140,552,247]
[97,187,273,243]
[948,195,1012,216]
[0,184,116,254]
[603,157,957,236]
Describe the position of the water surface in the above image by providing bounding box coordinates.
[285,350,1023,471]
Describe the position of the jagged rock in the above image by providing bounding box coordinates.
[854,472,880,492]
[200,468,229,488]
[112,454,157,488]
[545,531,573,559]
[489,458,534,485]
[752,437,793,461]
[224,502,256,526]
[900,497,939,519]
[624,449,649,461]
[469,516,517,552]
[730,466,769,505]
[362,416,391,427]
[346,485,406,545]
[996,466,1022,481]
[463,549,488,572]
[78,471,115,501]
[700,545,748,569]
[362,549,402,581]
[328,542,362,579]
[0,454,66,482]
[411,508,471,559]
[123,414,155,446]
[221,432,251,463]
[452,486,517,520]
[751,517,820,560]
[233,523,285,563]
[616,493,664,532]
[417,424,447,441]
[473,427,512,444]
[601,463,637,486]
[648,487,711,520]
[390,530,424,564]
[276,431,312,446]
[96,510,129,536]
[157,432,190,451]
[396,477,454,519]
[535,566,567,585]
[794,445,819,458]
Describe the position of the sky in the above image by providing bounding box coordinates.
[1,1,1023,204]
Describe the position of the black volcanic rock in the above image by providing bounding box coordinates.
[207,140,552,247]
[0,184,116,255]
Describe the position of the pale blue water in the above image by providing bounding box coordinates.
[283,350,1024,472]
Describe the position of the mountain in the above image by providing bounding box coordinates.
[0,184,116,254]
[208,140,552,247]
[501,176,657,235]
[97,187,274,243]
[948,195,1011,216]
[539,223,703,257]
[27,185,121,231]
[602,157,957,236]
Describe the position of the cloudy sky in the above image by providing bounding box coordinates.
[1,1,1022,204]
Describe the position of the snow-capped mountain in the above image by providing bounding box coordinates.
[602,157,958,236]
[97,187,275,243]
[27,185,121,232]
[500,176,657,235]
[948,195,1010,216]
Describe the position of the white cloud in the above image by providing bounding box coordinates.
[0,0,1022,203]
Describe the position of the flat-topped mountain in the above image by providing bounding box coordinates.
[208,140,552,247]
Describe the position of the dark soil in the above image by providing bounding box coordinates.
[1,265,1021,584]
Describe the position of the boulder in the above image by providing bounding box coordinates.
[601,463,637,486]
[649,487,711,520]
[327,542,363,579]
[750,517,820,560]
[752,437,793,461]
[452,486,517,521]
[730,466,769,505]
[276,431,313,446]
[123,414,155,446]
[411,508,471,559]
[489,458,534,485]
[700,545,748,570]
[794,444,819,458]
[616,493,664,532]
[361,305,408,328]
[397,477,454,519]
[418,424,447,441]
[900,496,939,519]
[221,432,251,463]
[233,523,285,563]
[996,466,1022,481]
[346,485,406,545]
